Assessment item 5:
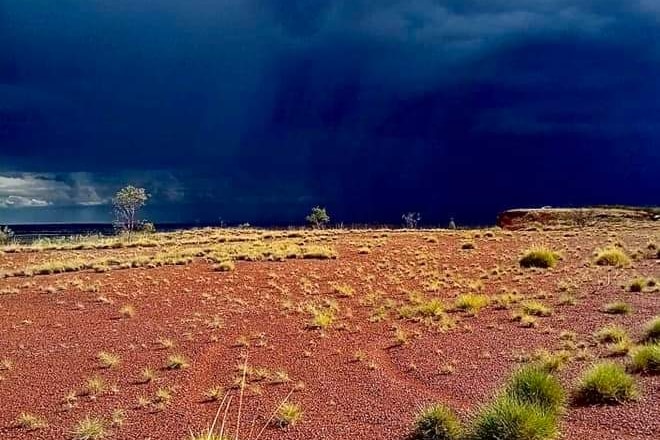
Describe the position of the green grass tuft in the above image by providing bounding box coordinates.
[412,404,462,440]
[628,344,660,374]
[72,416,106,440]
[165,354,190,370]
[642,316,660,342]
[519,248,559,269]
[594,325,628,344]
[521,301,552,317]
[594,247,631,267]
[274,402,303,428]
[15,412,48,430]
[575,362,637,405]
[627,278,645,293]
[455,294,490,314]
[603,301,631,315]
[213,260,235,272]
[504,366,566,414]
[469,395,558,440]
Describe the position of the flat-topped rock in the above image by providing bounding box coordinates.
[497,207,657,229]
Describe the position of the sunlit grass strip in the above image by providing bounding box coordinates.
[0,240,338,278]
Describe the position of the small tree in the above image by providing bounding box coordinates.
[112,186,150,237]
[0,226,15,245]
[306,206,330,229]
[402,212,421,228]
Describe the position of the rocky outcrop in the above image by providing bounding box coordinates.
[497,207,656,230]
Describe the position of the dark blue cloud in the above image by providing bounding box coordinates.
[0,1,658,224]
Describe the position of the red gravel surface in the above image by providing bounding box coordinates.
[0,226,658,439]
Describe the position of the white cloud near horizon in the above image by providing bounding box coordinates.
[0,173,106,209]
[0,171,186,209]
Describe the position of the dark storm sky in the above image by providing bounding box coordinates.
[1,1,658,225]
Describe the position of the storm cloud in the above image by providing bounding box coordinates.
[0,1,658,224]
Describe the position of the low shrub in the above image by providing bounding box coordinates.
[530,350,571,373]
[469,395,558,440]
[575,362,637,404]
[628,344,660,374]
[504,366,565,414]
[642,316,660,342]
[519,248,559,269]
[213,261,235,272]
[594,325,628,344]
[594,247,631,267]
[521,301,552,317]
[188,431,227,440]
[274,402,303,428]
[15,412,48,430]
[455,294,490,314]
[628,278,645,293]
[308,307,335,330]
[165,354,189,370]
[72,416,106,440]
[0,226,14,245]
[412,404,462,440]
[603,301,631,315]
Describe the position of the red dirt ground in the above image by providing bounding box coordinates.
[0,226,658,440]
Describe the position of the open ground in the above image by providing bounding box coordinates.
[0,224,658,440]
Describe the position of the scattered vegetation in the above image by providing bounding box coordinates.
[1,222,657,439]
